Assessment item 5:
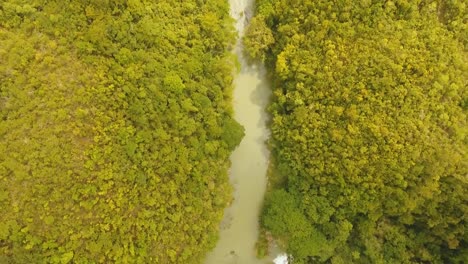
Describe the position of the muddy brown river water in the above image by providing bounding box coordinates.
[204,0,286,263]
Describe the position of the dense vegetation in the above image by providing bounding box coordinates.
[246,0,467,263]
[0,0,244,263]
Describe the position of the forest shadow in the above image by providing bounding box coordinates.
[248,62,272,161]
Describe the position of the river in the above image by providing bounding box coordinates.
[204,0,285,264]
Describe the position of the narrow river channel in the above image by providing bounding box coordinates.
[204,0,286,264]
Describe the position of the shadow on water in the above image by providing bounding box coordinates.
[248,62,272,161]
[252,83,272,161]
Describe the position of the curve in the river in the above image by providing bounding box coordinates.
[204,0,278,263]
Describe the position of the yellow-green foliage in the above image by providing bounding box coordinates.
[247,0,467,263]
[0,0,243,263]
[243,15,275,62]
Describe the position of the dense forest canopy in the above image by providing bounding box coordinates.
[245,0,467,263]
[0,0,244,263]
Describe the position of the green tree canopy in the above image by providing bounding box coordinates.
[0,0,242,263]
[246,0,467,263]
